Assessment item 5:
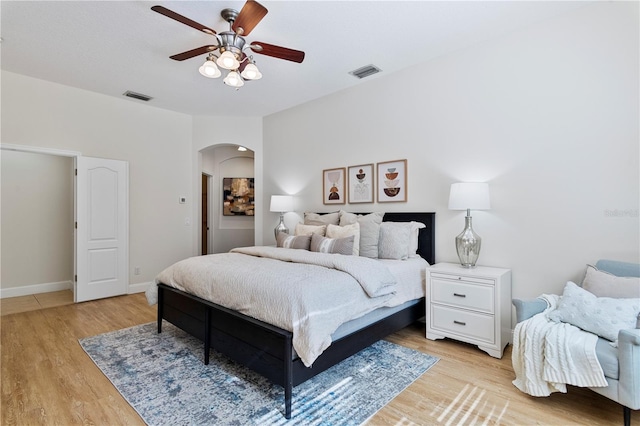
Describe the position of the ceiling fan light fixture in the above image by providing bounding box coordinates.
[217,50,240,70]
[223,70,245,88]
[241,63,262,80]
[199,58,221,78]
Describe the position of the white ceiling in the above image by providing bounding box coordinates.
[1,1,590,117]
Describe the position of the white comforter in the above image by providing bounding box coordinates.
[148,246,408,367]
[512,294,608,396]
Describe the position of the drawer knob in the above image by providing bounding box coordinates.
[453,320,466,326]
[453,293,466,298]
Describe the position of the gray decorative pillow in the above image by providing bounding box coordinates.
[304,212,340,226]
[310,233,354,255]
[276,232,311,250]
[547,281,640,342]
[582,264,640,298]
[326,222,360,255]
[294,223,326,237]
[378,222,411,260]
[339,211,384,258]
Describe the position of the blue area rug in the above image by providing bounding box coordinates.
[79,321,438,425]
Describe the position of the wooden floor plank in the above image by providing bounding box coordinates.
[0,294,635,425]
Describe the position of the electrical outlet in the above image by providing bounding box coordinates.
[134,266,140,275]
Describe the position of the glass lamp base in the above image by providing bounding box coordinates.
[455,215,482,268]
[274,214,289,240]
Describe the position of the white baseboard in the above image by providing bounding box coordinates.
[1,280,152,299]
[128,281,152,294]
[0,280,72,299]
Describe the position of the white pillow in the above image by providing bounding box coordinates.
[377,221,426,260]
[408,221,426,257]
[294,223,326,237]
[303,212,340,226]
[338,211,384,258]
[547,281,640,342]
[378,222,411,260]
[326,222,360,255]
[582,264,640,298]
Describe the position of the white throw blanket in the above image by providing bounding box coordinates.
[512,294,608,396]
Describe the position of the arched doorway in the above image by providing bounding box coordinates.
[200,144,255,254]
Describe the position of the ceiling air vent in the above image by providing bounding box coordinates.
[349,64,382,79]
[123,90,153,102]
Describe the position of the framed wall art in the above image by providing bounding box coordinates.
[322,167,346,205]
[222,177,255,216]
[347,164,374,204]
[377,159,407,203]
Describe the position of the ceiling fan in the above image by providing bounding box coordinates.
[151,0,305,88]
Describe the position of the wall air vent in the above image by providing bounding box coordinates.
[123,90,153,102]
[349,64,382,79]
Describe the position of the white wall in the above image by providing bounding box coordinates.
[1,71,194,291]
[263,2,639,301]
[1,151,74,293]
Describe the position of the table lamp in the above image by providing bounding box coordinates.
[269,195,293,239]
[448,182,491,267]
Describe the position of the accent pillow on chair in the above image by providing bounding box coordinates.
[547,281,640,342]
[582,264,640,298]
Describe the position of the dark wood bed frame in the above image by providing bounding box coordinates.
[156,212,435,418]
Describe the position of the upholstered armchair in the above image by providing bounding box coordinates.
[513,260,640,426]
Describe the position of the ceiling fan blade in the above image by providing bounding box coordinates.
[169,45,218,61]
[250,42,305,63]
[151,5,217,36]
[232,0,268,36]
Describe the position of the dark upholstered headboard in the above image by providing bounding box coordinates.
[382,212,436,265]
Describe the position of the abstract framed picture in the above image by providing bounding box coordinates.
[322,167,346,205]
[377,159,407,203]
[347,164,374,204]
[222,177,255,216]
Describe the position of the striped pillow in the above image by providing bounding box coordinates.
[310,233,354,255]
[276,233,311,250]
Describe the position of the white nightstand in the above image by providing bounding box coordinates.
[426,263,512,358]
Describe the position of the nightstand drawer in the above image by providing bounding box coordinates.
[431,279,494,313]
[431,304,495,343]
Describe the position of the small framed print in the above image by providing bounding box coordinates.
[377,159,407,203]
[347,164,374,204]
[323,167,346,205]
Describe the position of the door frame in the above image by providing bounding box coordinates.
[1,144,80,298]
[0,144,130,302]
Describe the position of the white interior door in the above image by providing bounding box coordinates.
[75,156,129,302]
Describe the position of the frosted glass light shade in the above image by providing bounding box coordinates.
[199,60,221,78]
[448,183,491,210]
[241,63,262,80]
[217,51,240,70]
[223,70,244,88]
[270,195,293,212]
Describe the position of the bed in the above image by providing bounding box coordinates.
[150,211,435,418]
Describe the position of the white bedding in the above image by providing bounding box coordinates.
[148,246,427,367]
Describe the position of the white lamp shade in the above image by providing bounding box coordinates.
[223,70,244,88]
[241,63,262,80]
[448,182,491,210]
[216,50,240,70]
[270,195,293,212]
[199,60,221,78]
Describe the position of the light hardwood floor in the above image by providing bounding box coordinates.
[0,293,634,425]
